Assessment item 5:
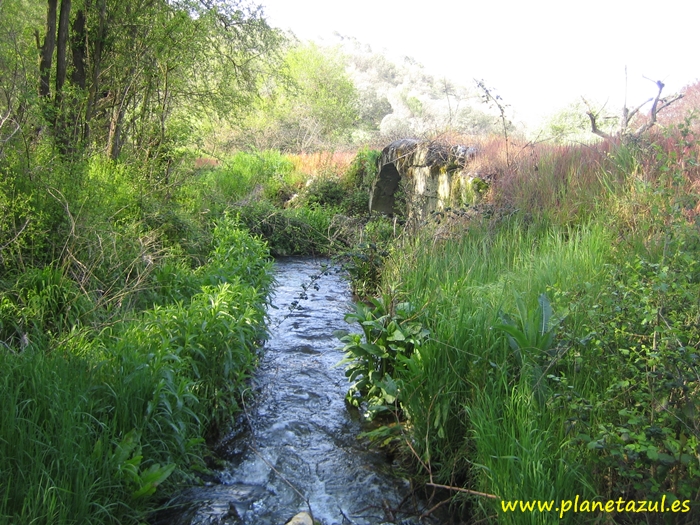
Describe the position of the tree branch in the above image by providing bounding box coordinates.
[583,98,613,140]
[633,80,683,136]
[625,97,653,124]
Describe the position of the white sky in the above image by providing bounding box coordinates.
[258,0,699,128]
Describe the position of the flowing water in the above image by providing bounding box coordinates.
[157,258,432,525]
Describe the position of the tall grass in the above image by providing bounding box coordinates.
[0,216,272,524]
[178,150,295,215]
[365,130,700,523]
[386,220,612,510]
[286,150,355,178]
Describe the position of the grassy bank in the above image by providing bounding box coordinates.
[0,217,273,524]
[0,145,385,524]
[339,132,700,523]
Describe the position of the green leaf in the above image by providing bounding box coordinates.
[360,342,386,356]
[132,463,176,499]
[538,293,552,335]
[387,328,405,341]
[494,323,530,352]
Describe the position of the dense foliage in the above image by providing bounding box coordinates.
[0,215,273,524]
[339,130,700,524]
[4,1,700,524]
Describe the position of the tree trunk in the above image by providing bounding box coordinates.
[70,9,86,89]
[54,0,71,102]
[108,87,128,160]
[84,0,107,143]
[38,0,58,98]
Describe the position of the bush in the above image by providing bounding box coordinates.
[337,294,429,420]
[344,147,381,190]
[342,189,370,215]
[340,217,396,297]
[236,200,343,256]
[0,174,47,272]
[558,235,700,502]
[302,177,346,208]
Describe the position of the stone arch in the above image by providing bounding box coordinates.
[369,139,479,222]
[369,161,401,215]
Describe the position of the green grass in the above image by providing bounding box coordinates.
[0,217,272,524]
[385,220,612,497]
[356,134,700,523]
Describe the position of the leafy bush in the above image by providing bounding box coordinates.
[340,217,396,297]
[341,188,370,215]
[0,174,47,271]
[337,295,429,420]
[302,177,346,208]
[344,147,381,190]
[236,200,343,256]
[560,249,700,502]
[494,293,564,406]
[341,242,388,298]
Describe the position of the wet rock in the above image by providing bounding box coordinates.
[284,511,313,525]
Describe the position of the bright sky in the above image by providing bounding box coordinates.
[258,0,699,128]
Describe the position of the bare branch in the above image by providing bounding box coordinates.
[582,97,613,140]
[425,482,499,500]
[583,79,684,140]
[633,80,683,136]
[658,94,684,114]
[625,97,653,124]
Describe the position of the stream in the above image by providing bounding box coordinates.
[156,257,432,525]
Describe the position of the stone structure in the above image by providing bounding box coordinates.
[369,139,484,224]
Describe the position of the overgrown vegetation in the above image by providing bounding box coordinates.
[5,0,700,524]
[338,125,700,523]
[0,138,391,523]
[0,213,273,524]
[0,1,388,521]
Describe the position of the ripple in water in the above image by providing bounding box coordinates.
[153,258,435,525]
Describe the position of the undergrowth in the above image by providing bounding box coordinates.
[337,128,700,523]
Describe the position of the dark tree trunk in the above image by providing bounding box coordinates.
[55,0,71,101]
[53,0,74,154]
[70,9,86,89]
[84,0,107,143]
[38,0,58,98]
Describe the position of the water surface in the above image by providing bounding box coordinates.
[159,258,428,525]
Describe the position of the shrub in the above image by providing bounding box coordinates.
[302,177,346,208]
[235,201,343,256]
[337,294,429,420]
[340,217,396,297]
[558,234,700,502]
[344,147,381,190]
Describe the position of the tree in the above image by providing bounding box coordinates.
[236,42,359,151]
[0,0,43,158]
[26,0,284,159]
[584,76,683,141]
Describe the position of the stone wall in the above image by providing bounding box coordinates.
[369,139,483,224]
